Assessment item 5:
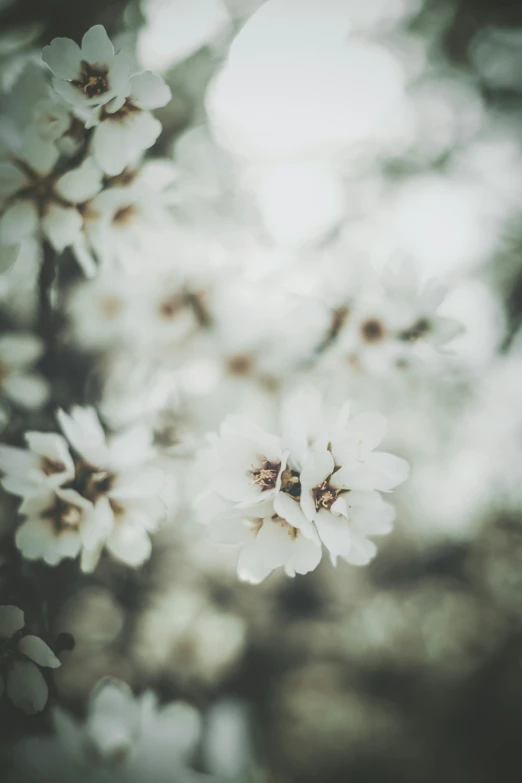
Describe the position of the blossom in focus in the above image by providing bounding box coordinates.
[195,387,408,581]
[0,605,61,715]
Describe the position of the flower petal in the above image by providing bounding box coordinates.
[2,373,49,410]
[41,37,82,79]
[314,508,351,557]
[18,635,61,669]
[55,157,103,203]
[0,333,42,367]
[7,660,49,714]
[341,533,377,566]
[41,204,83,252]
[129,71,171,110]
[81,25,114,64]
[0,201,39,244]
[366,451,410,491]
[106,522,151,567]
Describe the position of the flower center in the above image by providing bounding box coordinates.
[361,318,385,342]
[313,480,340,511]
[40,457,67,476]
[398,317,431,342]
[42,497,82,532]
[250,460,280,491]
[112,204,136,226]
[280,468,301,499]
[73,61,109,98]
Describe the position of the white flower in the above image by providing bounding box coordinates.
[0,129,103,269]
[0,605,61,715]
[42,25,131,113]
[56,406,165,570]
[0,407,164,571]
[204,415,287,507]
[19,677,202,781]
[321,261,464,377]
[15,487,103,570]
[73,160,177,273]
[0,332,49,410]
[195,387,408,580]
[284,389,408,565]
[91,70,171,176]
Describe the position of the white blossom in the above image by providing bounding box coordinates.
[0,407,165,571]
[196,387,407,581]
[18,677,204,782]
[0,605,61,715]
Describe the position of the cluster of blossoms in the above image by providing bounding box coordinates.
[0,25,171,276]
[0,605,61,715]
[0,406,164,570]
[196,388,409,583]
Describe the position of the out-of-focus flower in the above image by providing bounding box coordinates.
[0,332,49,409]
[90,70,171,176]
[18,677,204,782]
[0,132,103,273]
[0,604,61,714]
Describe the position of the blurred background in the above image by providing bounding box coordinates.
[2,0,522,781]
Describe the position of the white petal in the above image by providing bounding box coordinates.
[0,163,26,198]
[0,605,24,638]
[366,452,410,491]
[341,533,377,566]
[55,158,103,203]
[314,508,351,556]
[106,522,151,567]
[18,635,61,668]
[287,535,322,576]
[2,373,49,410]
[334,412,387,463]
[80,495,113,551]
[0,201,38,244]
[81,25,114,64]
[0,243,21,273]
[80,544,103,573]
[20,130,60,177]
[107,425,154,471]
[41,204,83,252]
[237,543,273,584]
[300,448,335,492]
[92,112,161,176]
[129,71,171,110]
[41,37,82,79]
[7,660,49,714]
[274,491,319,543]
[57,406,108,466]
[15,518,56,562]
[106,51,132,97]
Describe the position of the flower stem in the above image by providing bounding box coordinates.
[38,241,58,347]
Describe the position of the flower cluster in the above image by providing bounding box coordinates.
[196,388,409,583]
[0,406,164,571]
[0,25,171,277]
